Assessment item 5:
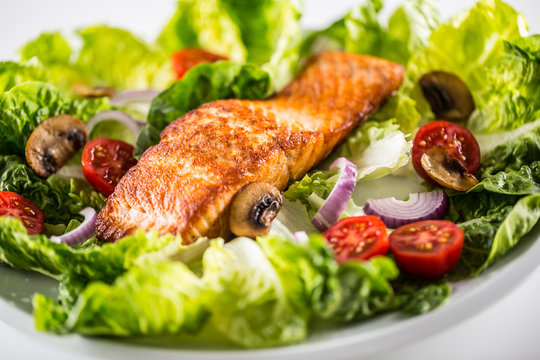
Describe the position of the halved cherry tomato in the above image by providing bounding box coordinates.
[171,48,227,79]
[412,121,480,184]
[81,138,137,197]
[0,191,44,234]
[389,220,463,279]
[323,216,389,263]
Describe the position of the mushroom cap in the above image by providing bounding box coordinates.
[419,71,475,122]
[229,181,282,238]
[25,115,89,178]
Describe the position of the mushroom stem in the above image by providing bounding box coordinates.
[229,182,282,238]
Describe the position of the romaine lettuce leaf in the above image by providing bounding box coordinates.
[0,155,104,224]
[470,119,540,195]
[0,214,207,280]
[305,0,438,66]
[467,39,540,133]
[0,82,110,156]
[0,61,48,92]
[331,256,399,321]
[257,234,342,319]
[19,32,72,65]
[157,0,302,90]
[34,261,209,335]
[406,0,532,133]
[447,191,540,277]
[75,26,173,90]
[202,237,308,347]
[325,120,412,181]
[397,283,451,315]
[18,27,175,91]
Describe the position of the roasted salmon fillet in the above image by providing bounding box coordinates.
[96,51,404,243]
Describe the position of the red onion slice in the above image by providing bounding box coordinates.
[311,157,358,232]
[110,90,160,107]
[87,110,145,142]
[363,190,449,229]
[50,207,97,246]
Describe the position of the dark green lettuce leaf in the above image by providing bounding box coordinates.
[0,82,109,156]
[396,283,451,315]
[447,192,540,278]
[471,120,540,195]
[0,155,104,224]
[331,257,399,321]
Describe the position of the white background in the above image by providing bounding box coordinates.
[0,1,540,359]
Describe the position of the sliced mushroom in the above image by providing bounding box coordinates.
[71,83,115,98]
[25,115,89,178]
[421,146,478,192]
[229,182,282,238]
[419,71,475,122]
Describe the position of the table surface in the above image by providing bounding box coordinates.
[0,1,539,359]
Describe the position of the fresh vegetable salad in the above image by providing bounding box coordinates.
[1,0,539,349]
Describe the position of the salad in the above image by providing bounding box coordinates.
[1,0,540,350]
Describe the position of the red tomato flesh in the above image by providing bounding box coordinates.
[81,138,137,197]
[412,120,480,184]
[389,220,463,279]
[323,216,389,263]
[171,48,227,79]
[0,191,44,234]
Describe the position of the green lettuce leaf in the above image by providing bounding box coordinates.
[513,34,540,58]
[447,191,540,278]
[257,234,342,319]
[202,237,308,347]
[34,261,209,335]
[157,0,302,90]
[0,82,109,156]
[467,39,540,133]
[325,120,412,181]
[0,214,207,280]
[0,61,48,92]
[391,280,451,315]
[0,155,104,224]
[258,234,400,321]
[470,119,540,195]
[305,0,438,66]
[75,26,173,90]
[18,27,175,91]
[406,0,531,133]
[19,32,72,65]
[331,256,399,321]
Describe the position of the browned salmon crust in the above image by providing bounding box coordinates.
[96,51,404,243]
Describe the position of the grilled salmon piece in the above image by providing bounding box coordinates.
[96,52,404,243]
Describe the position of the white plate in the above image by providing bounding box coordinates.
[1,1,540,359]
